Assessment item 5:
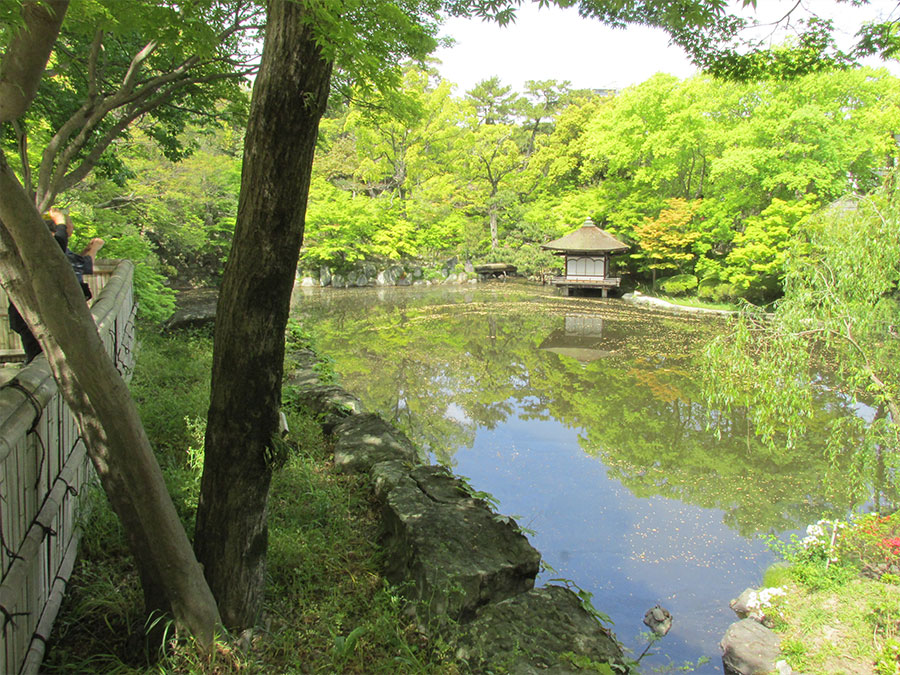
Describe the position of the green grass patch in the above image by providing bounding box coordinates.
[761,515,900,673]
[43,325,459,674]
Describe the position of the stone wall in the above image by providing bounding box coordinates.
[285,349,625,672]
[297,258,483,289]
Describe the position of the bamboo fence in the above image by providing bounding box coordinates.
[0,260,136,675]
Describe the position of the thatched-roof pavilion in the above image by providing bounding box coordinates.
[541,217,629,297]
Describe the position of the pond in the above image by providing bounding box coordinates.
[291,282,872,672]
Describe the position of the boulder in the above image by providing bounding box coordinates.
[290,384,365,433]
[333,413,419,473]
[380,464,541,624]
[319,267,333,287]
[376,265,405,286]
[721,619,781,675]
[299,276,317,287]
[164,287,218,330]
[454,585,624,674]
[371,459,411,501]
[331,273,347,289]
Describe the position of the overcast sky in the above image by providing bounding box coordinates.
[432,1,900,95]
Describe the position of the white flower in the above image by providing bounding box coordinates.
[758,587,786,606]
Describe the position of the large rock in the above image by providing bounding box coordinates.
[377,265,405,286]
[721,619,781,675]
[283,349,320,389]
[319,267,333,287]
[333,413,418,473]
[289,384,365,433]
[164,287,218,330]
[454,585,624,674]
[380,464,541,624]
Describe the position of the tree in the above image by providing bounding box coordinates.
[0,0,220,644]
[4,0,260,212]
[705,184,900,485]
[631,198,702,284]
[466,76,520,125]
[192,0,334,628]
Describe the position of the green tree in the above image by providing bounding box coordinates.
[722,196,819,303]
[631,198,702,283]
[466,75,520,125]
[4,0,259,212]
[705,183,900,484]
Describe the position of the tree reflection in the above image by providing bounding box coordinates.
[295,285,879,534]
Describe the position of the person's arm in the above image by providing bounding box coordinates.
[80,237,104,261]
[48,207,73,237]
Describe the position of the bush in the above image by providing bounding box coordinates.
[656,274,698,296]
[697,277,737,302]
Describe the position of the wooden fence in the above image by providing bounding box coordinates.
[0,260,136,675]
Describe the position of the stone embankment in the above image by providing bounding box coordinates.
[297,258,497,288]
[284,348,625,673]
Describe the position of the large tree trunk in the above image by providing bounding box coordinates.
[193,0,332,630]
[0,0,219,646]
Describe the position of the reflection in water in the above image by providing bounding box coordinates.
[539,315,621,362]
[292,283,877,672]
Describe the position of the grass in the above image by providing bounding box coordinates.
[764,579,900,674]
[630,284,741,312]
[42,325,459,674]
[758,516,900,674]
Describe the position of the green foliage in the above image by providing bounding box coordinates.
[875,639,900,675]
[723,197,819,303]
[696,277,737,303]
[765,524,855,592]
[656,274,698,296]
[705,178,900,485]
[47,322,462,672]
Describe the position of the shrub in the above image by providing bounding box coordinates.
[656,274,698,296]
[835,513,900,580]
[697,277,737,302]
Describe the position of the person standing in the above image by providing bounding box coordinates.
[7,208,104,362]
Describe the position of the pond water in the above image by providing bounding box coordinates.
[292,282,870,672]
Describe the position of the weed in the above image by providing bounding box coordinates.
[780,637,808,671]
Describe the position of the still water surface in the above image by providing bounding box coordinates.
[292,283,866,672]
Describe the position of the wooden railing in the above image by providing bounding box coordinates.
[0,260,136,675]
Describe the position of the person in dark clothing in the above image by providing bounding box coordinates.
[7,208,104,363]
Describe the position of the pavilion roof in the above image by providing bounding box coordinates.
[541,218,629,254]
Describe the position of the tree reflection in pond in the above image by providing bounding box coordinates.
[292,283,880,671]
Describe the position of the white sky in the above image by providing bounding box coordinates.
[433,1,900,95]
